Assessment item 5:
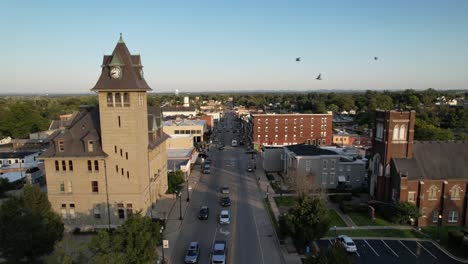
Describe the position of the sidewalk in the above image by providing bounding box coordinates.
[327,202,356,227]
[254,156,302,264]
[154,168,202,263]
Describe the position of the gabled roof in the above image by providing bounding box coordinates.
[393,141,468,180]
[40,107,107,158]
[91,35,151,92]
[285,144,339,156]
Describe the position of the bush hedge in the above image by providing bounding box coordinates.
[339,202,367,214]
[329,194,352,204]
[448,231,464,245]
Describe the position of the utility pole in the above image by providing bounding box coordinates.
[186,171,190,202]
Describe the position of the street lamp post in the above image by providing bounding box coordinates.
[437,213,443,242]
[186,172,190,202]
[176,191,182,220]
[160,226,165,264]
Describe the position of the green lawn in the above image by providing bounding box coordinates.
[348,212,393,226]
[325,228,425,239]
[328,209,347,227]
[420,226,468,259]
[274,196,297,207]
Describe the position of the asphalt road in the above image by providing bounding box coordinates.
[317,238,465,264]
[170,112,283,264]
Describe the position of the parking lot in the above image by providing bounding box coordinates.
[318,238,465,264]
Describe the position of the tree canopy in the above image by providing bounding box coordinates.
[279,195,331,249]
[0,185,64,262]
[88,214,162,264]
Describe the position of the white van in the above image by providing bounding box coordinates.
[231,139,237,147]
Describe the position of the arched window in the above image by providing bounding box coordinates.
[399,124,406,140]
[428,185,438,200]
[393,124,400,140]
[106,93,113,107]
[451,185,461,200]
[115,93,122,107]
[123,93,130,107]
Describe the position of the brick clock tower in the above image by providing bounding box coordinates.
[369,110,416,201]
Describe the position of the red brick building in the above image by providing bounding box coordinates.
[252,113,332,149]
[369,110,468,227]
[369,110,416,201]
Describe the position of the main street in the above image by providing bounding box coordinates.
[168,111,283,264]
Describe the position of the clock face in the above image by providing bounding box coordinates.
[110,67,121,79]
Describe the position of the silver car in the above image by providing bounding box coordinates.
[184,241,200,263]
[211,240,227,264]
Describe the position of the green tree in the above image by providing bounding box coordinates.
[394,202,420,224]
[0,102,49,138]
[303,242,352,264]
[89,214,162,264]
[0,185,64,262]
[280,195,331,249]
[415,119,454,140]
[167,170,185,194]
[327,104,339,113]
[0,177,15,198]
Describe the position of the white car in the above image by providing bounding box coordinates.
[219,210,230,225]
[338,235,357,253]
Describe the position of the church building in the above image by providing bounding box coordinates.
[41,35,169,230]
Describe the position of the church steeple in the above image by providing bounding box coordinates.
[91,35,151,92]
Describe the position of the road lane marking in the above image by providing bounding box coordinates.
[252,205,266,264]
[417,241,437,259]
[399,240,417,258]
[364,240,380,256]
[381,239,399,258]
[228,169,239,264]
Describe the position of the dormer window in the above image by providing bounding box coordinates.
[88,141,94,152]
[58,141,65,152]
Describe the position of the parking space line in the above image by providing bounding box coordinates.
[364,240,380,256]
[328,239,333,245]
[399,240,417,258]
[381,240,399,258]
[355,250,360,257]
[417,241,437,259]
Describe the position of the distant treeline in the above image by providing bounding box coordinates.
[0,89,466,140]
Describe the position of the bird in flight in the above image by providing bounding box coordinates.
[295,57,301,62]
[374,57,378,61]
[316,74,322,80]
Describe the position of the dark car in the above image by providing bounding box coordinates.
[198,206,209,220]
[218,146,225,150]
[220,197,231,207]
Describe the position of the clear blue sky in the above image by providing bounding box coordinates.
[1,0,467,94]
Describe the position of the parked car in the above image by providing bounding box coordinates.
[203,164,211,174]
[247,166,254,172]
[198,206,209,220]
[220,186,230,194]
[218,146,225,150]
[184,241,200,264]
[211,240,227,264]
[220,196,231,207]
[219,210,230,225]
[338,235,357,253]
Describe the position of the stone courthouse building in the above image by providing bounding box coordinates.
[369,110,468,227]
[41,35,169,229]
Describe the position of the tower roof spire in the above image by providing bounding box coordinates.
[118,33,124,43]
